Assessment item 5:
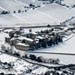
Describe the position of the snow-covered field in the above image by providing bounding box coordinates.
[0,0,25,11]
[0,53,17,63]
[0,52,34,75]
[37,3,75,23]
[0,0,75,74]
[27,33,75,65]
[0,0,75,26]
[62,0,75,7]
[18,0,36,5]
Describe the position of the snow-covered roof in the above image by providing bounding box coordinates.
[23,31,37,35]
[36,36,44,39]
[30,32,38,35]
[10,37,17,41]
[4,29,13,33]
[16,42,29,47]
[18,36,33,42]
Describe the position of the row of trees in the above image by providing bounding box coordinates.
[23,54,60,64]
[0,11,10,15]
[0,8,28,15]
[0,3,41,15]
[13,9,27,14]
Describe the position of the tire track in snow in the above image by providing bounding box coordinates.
[0,6,7,11]
[14,0,28,6]
[63,33,74,42]
[36,10,61,24]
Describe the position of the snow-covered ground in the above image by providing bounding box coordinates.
[28,32,75,64]
[0,0,75,74]
[0,27,75,65]
[31,66,48,74]
[28,51,75,65]
[62,0,75,7]
[0,0,25,11]
[31,34,75,54]
[0,52,34,75]
[0,53,17,63]
[0,1,75,26]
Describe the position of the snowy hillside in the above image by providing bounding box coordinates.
[62,0,75,7]
[0,1,75,74]
[0,0,75,26]
[0,0,25,11]
[18,0,36,5]
[38,3,75,23]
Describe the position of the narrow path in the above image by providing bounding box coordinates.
[28,51,75,56]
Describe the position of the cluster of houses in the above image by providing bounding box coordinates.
[4,28,63,51]
[1,27,75,75]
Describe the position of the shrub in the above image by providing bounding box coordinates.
[29,54,36,60]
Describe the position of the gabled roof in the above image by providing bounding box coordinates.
[18,36,33,42]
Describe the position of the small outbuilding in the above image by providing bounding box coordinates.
[15,43,30,51]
